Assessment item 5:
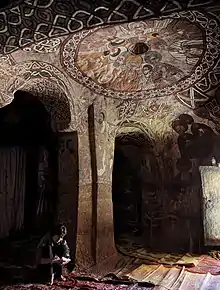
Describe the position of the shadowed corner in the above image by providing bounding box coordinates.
[0,89,79,284]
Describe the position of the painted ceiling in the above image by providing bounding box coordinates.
[0,0,220,127]
[0,0,219,55]
[61,12,219,104]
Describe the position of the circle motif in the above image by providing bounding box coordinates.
[61,11,220,100]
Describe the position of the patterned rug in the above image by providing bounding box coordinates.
[128,264,220,289]
[0,274,153,290]
[127,255,220,289]
[2,254,220,289]
[2,247,220,290]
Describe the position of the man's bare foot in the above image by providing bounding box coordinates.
[60,275,66,281]
[50,273,55,285]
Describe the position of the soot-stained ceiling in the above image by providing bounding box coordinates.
[0,0,219,119]
[63,16,207,98]
[60,9,220,110]
[0,0,219,55]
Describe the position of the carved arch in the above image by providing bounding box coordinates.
[0,60,75,131]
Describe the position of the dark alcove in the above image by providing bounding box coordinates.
[112,126,210,255]
[112,131,162,250]
[0,90,58,267]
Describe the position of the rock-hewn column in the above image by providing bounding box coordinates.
[75,114,94,269]
[92,100,117,263]
[74,99,117,269]
[75,132,95,269]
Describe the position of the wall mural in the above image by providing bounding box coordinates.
[0,4,220,258]
[61,10,220,103]
[172,114,216,165]
[113,112,220,253]
[0,0,217,55]
[0,59,76,131]
[24,78,71,131]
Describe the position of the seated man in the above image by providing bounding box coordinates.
[36,224,71,285]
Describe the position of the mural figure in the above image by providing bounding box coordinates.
[142,64,153,82]
[75,18,205,93]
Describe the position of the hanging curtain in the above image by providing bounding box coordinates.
[37,147,49,219]
[0,146,26,238]
[36,146,54,231]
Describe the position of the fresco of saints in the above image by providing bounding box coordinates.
[139,64,154,89]
[110,69,140,92]
[77,52,105,73]
[152,63,184,89]
[111,53,142,91]
[147,34,168,51]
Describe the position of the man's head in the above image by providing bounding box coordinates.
[51,224,67,245]
[142,64,153,78]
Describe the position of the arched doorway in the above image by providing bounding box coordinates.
[24,80,78,263]
[112,130,162,251]
[0,88,75,270]
[0,90,58,239]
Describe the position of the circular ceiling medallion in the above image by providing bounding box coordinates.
[61,11,220,100]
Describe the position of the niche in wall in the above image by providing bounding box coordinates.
[112,131,162,247]
[0,90,58,240]
[112,127,204,254]
[0,88,79,266]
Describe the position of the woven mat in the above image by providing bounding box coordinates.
[0,274,153,290]
[126,255,220,289]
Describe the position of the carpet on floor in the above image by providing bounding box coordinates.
[0,273,153,290]
[127,255,220,289]
[2,253,220,289]
[76,253,220,289]
[83,251,218,279]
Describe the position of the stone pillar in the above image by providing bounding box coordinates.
[75,131,94,269]
[74,101,117,270]
[93,101,117,264]
[96,182,116,263]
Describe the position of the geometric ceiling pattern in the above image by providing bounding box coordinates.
[61,10,220,106]
[0,0,219,55]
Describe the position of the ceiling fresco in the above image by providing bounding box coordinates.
[75,19,203,92]
[61,10,220,105]
[0,3,219,122]
[0,0,219,55]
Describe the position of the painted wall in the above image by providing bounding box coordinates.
[0,6,220,265]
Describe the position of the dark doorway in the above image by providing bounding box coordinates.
[113,134,143,239]
[112,130,202,255]
[112,131,164,253]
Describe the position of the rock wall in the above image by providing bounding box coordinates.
[0,7,220,268]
